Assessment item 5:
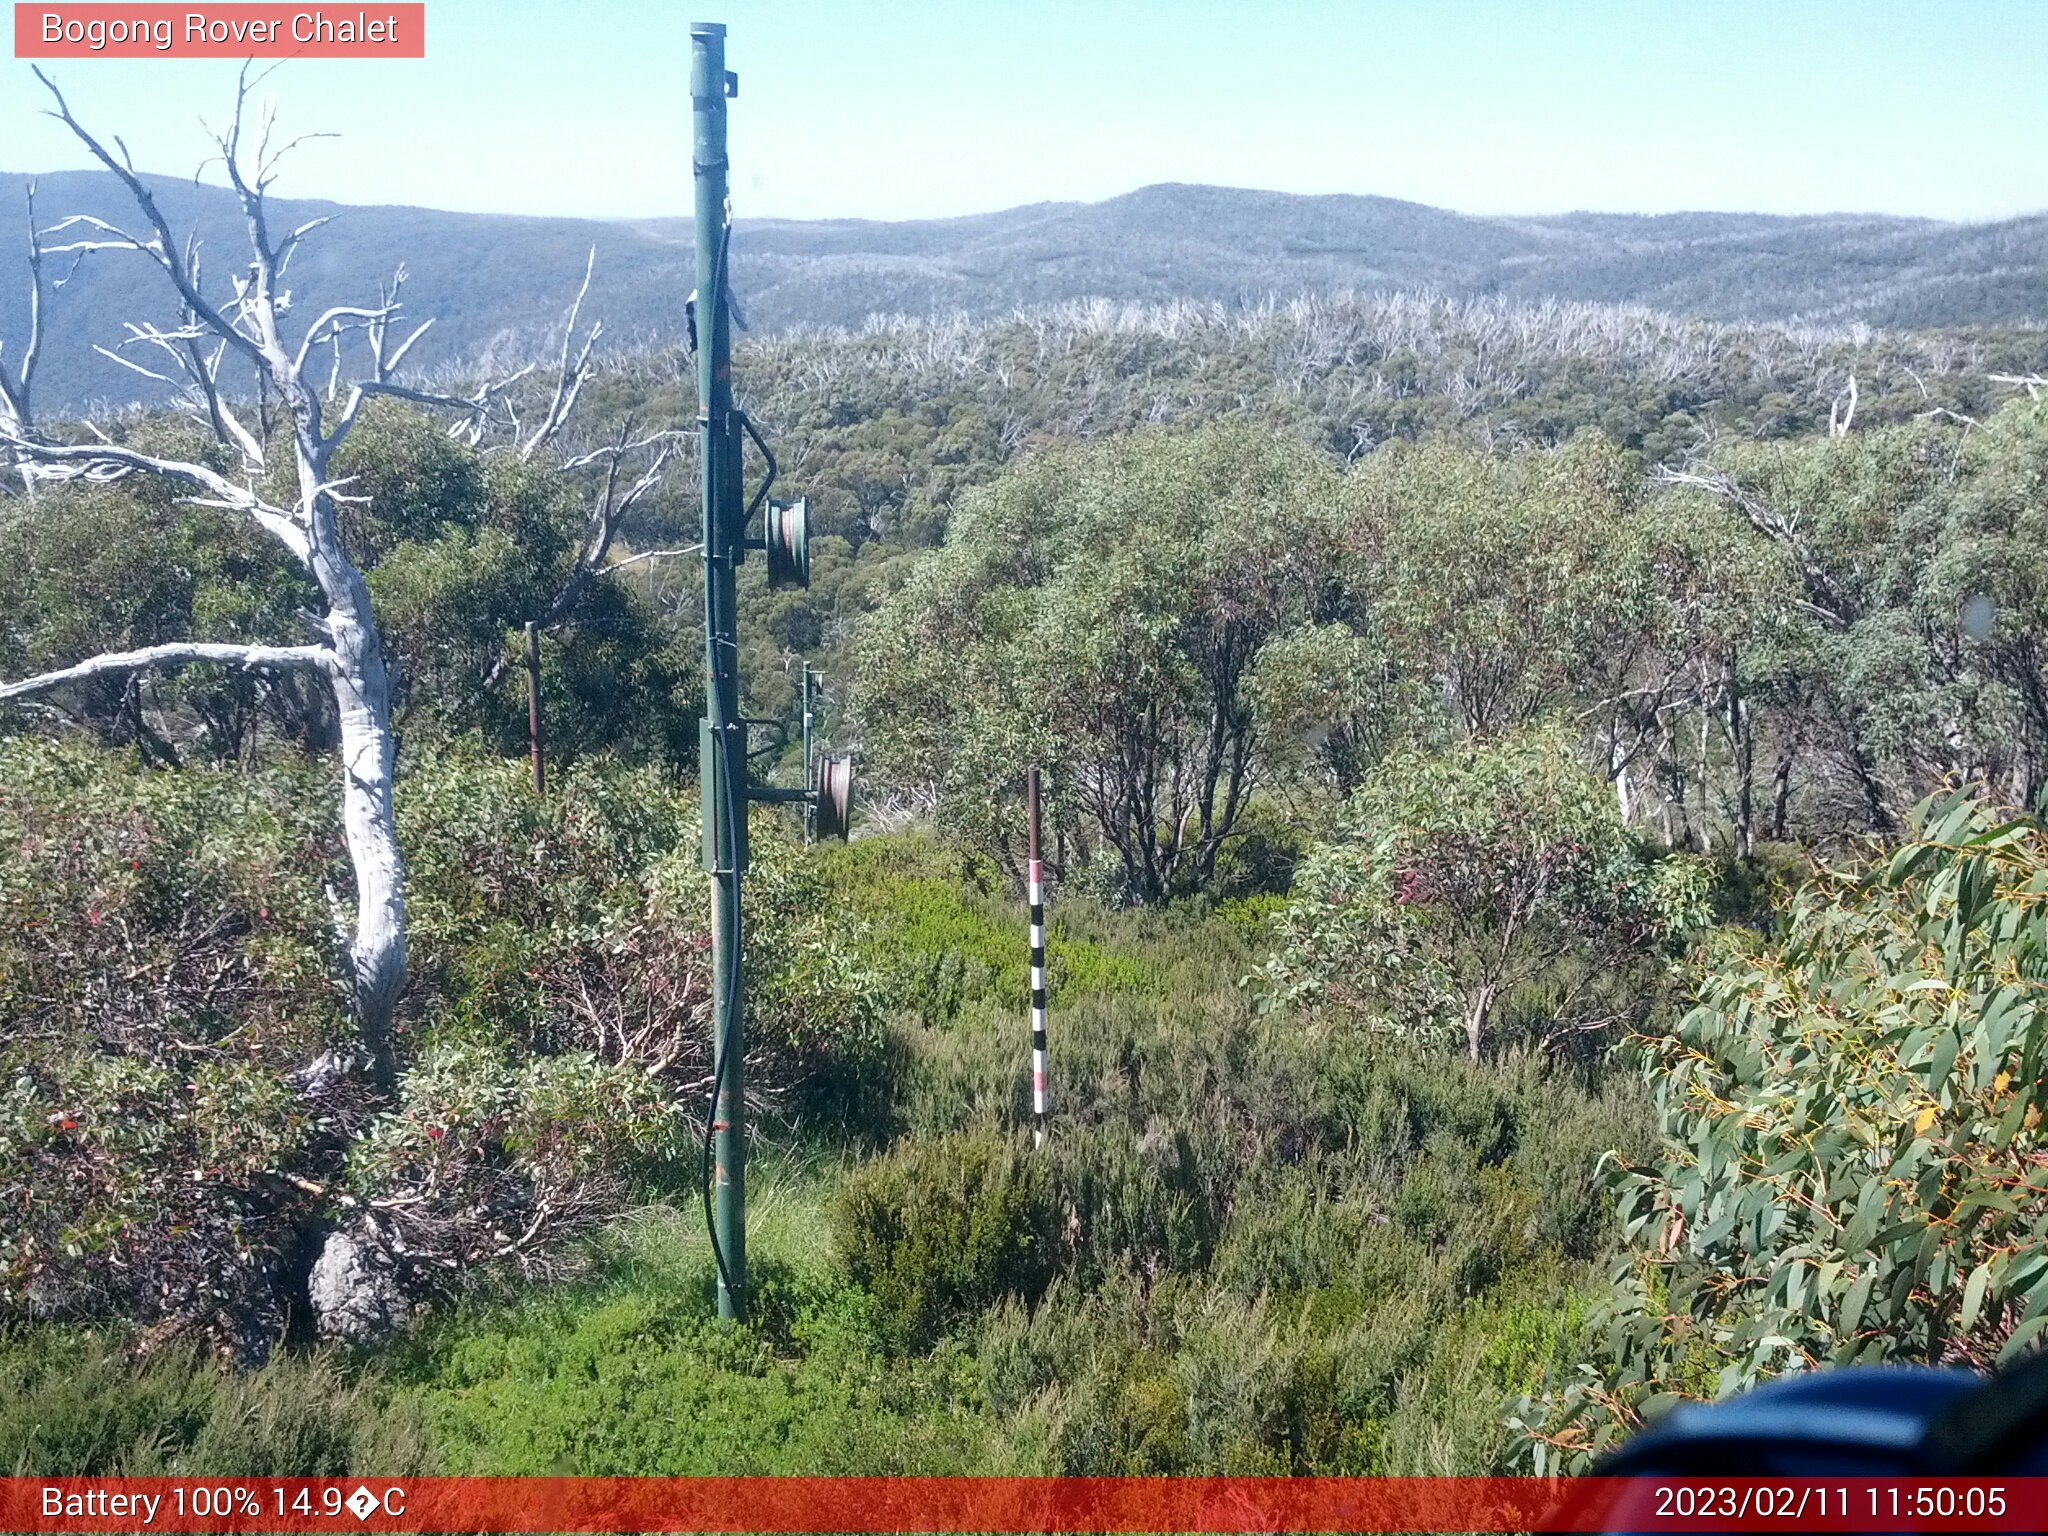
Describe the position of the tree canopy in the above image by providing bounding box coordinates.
[855,422,1342,902]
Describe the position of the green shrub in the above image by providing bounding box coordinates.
[1204,800,1305,901]
[832,1134,1059,1350]
[1213,892,1289,943]
[397,1283,1001,1475]
[0,737,889,1347]
[0,1331,431,1476]
[0,739,346,1353]
[815,832,1154,1027]
[1047,1119,1226,1285]
[1172,1291,1295,1473]
[975,1275,1197,1474]
[401,747,888,1116]
[1262,725,1709,1059]
[1517,788,2048,1471]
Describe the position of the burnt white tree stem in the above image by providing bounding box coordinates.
[1,70,520,1085]
[1,180,48,490]
[14,72,636,1087]
[0,641,332,702]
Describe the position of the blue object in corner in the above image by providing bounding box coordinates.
[1599,1366,1982,1477]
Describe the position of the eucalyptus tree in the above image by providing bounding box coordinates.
[1325,431,1737,838]
[1246,620,1443,798]
[1934,398,2048,807]
[1263,726,1709,1061]
[1354,433,1664,744]
[1519,789,2048,1470]
[1593,487,1808,856]
[855,422,1341,902]
[1662,410,2046,834]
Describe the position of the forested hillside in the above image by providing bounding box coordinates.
[5,135,2048,1481]
[7,169,2048,409]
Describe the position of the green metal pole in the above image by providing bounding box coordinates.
[692,19,746,1322]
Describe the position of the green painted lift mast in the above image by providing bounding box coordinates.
[692,21,853,1324]
[693,19,748,1323]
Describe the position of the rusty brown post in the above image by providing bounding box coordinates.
[525,619,545,795]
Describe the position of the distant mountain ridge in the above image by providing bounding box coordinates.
[3,172,2045,411]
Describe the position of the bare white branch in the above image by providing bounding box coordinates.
[518,246,601,460]
[1,430,310,563]
[332,377,505,446]
[0,641,332,703]
[1,180,49,473]
[294,303,401,373]
[381,317,433,377]
[1657,462,1854,627]
[91,342,182,387]
[1989,373,2048,399]
[557,428,688,472]
[32,67,269,372]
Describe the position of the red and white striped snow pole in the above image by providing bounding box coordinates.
[1027,765,1048,1149]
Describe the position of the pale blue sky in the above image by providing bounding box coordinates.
[4,0,2043,223]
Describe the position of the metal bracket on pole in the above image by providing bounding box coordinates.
[699,718,749,874]
[740,715,789,761]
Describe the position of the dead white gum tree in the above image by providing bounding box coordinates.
[0,180,47,493]
[0,68,668,1084]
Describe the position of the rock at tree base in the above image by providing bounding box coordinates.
[309,1227,409,1343]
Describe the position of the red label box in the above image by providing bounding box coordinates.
[14,3,425,57]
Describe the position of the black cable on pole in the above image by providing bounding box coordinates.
[700,731,743,1310]
[699,213,742,1315]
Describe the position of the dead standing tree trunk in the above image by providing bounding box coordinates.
[0,180,48,492]
[0,69,534,1082]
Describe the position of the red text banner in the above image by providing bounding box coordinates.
[2,1476,2046,1533]
[14,4,424,58]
